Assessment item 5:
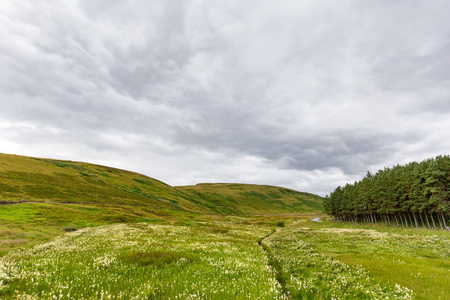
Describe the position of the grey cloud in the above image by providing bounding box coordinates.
[1,1,449,196]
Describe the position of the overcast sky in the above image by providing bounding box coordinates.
[1,1,449,196]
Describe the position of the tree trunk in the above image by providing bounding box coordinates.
[424,213,431,229]
[413,212,419,228]
[403,213,409,228]
[399,213,404,227]
[430,212,437,229]
[437,213,443,230]
[408,212,414,228]
[440,213,447,230]
[394,214,399,227]
[419,213,425,229]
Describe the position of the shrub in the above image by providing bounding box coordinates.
[276,221,285,228]
[64,227,77,232]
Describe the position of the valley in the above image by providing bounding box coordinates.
[0,153,449,299]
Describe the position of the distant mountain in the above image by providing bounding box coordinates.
[0,153,323,215]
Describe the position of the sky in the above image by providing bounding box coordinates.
[1,0,449,196]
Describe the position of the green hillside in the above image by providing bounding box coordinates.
[0,153,201,211]
[177,183,323,215]
[0,153,323,216]
[0,153,323,255]
[1,153,447,299]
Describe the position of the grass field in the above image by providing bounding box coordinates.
[0,202,197,256]
[1,153,448,299]
[1,217,448,299]
[296,220,450,300]
[0,201,307,257]
[1,220,284,299]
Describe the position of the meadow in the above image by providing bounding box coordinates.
[263,220,449,300]
[1,220,284,299]
[1,217,448,299]
[1,153,449,299]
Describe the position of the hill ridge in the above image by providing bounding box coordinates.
[0,153,323,215]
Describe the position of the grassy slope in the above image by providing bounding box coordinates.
[0,153,323,255]
[0,201,201,256]
[177,183,324,215]
[0,153,206,254]
[0,153,323,215]
[0,153,201,211]
[1,153,447,298]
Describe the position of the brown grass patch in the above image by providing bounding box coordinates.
[1,239,27,244]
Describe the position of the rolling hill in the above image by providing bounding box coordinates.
[177,183,323,215]
[1,154,446,299]
[0,153,323,216]
[0,153,323,254]
[0,153,208,212]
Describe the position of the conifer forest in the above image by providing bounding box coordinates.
[324,155,450,230]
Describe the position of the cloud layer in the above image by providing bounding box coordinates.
[1,0,449,195]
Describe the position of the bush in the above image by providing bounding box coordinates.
[276,221,285,228]
[64,227,77,232]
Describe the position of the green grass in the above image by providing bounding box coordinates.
[177,183,324,215]
[3,152,447,298]
[287,220,450,300]
[261,226,412,299]
[0,154,196,210]
[0,222,286,299]
[119,251,199,266]
[0,202,199,256]
[0,152,324,257]
[0,153,323,216]
[1,216,448,299]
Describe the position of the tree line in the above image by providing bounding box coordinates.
[323,155,449,230]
